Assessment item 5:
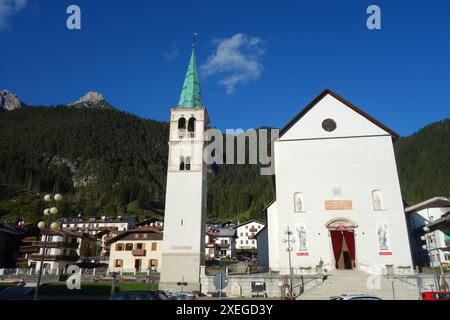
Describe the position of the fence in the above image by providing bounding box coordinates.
[0,268,160,279]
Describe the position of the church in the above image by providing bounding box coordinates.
[158,43,415,292]
[266,89,414,275]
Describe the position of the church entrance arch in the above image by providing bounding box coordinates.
[326,218,357,270]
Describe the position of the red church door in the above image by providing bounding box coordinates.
[330,229,356,269]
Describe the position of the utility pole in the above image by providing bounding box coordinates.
[283,226,295,299]
[422,226,440,291]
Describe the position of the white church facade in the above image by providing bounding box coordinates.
[267,89,414,275]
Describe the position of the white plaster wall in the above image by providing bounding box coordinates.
[272,134,413,273]
[280,94,388,141]
[267,202,280,271]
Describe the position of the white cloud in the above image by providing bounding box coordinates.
[0,0,27,30]
[201,33,266,95]
[164,47,180,61]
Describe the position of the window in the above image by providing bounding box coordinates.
[136,243,144,250]
[322,119,337,132]
[372,190,384,211]
[116,243,124,251]
[149,259,158,269]
[240,233,243,236]
[246,240,248,244]
[125,243,133,251]
[188,117,196,136]
[114,259,123,267]
[178,117,186,130]
[252,240,255,244]
[240,240,243,244]
[151,242,157,251]
[179,156,185,171]
[186,157,191,171]
[294,192,305,212]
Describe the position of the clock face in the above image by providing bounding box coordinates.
[322,118,337,132]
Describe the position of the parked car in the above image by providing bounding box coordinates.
[164,291,179,300]
[236,255,250,262]
[0,283,36,300]
[422,291,450,300]
[176,292,197,300]
[330,294,383,300]
[110,290,169,300]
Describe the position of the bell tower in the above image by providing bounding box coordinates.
[159,43,208,292]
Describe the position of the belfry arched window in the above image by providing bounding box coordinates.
[185,157,191,171]
[372,190,384,211]
[178,117,186,130]
[188,117,196,137]
[178,117,187,139]
[179,156,185,171]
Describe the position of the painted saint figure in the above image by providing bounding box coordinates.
[377,224,388,250]
[372,190,383,211]
[294,193,304,212]
[296,226,307,252]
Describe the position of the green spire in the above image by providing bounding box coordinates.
[177,47,204,108]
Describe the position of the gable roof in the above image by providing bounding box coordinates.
[279,89,400,141]
[233,219,265,229]
[106,227,163,244]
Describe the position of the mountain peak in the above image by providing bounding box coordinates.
[0,90,23,111]
[69,91,107,108]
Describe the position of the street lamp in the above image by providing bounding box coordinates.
[34,193,62,300]
[283,226,295,299]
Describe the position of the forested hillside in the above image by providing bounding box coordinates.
[0,106,447,224]
[395,119,450,204]
[0,107,273,223]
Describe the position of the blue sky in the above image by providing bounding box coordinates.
[1,0,449,136]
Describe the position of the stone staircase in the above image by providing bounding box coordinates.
[300,270,420,300]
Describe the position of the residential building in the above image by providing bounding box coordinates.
[60,215,137,236]
[28,230,94,272]
[204,232,220,260]
[234,220,265,250]
[0,223,30,268]
[16,225,41,268]
[135,216,164,230]
[107,227,163,272]
[96,228,121,259]
[209,228,236,258]
[405,197,450,268]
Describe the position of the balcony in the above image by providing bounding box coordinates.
[19,245,39,253]
[22,237,39,243]
[29,254,79,262]
[218,243,230,249]
[132,249,146,257]
[32,241,79,249]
